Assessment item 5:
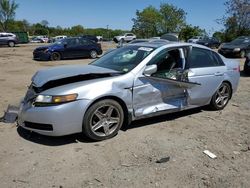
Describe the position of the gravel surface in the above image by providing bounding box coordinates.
[0,43,249,188]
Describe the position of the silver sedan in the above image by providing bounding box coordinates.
[18,41,240,140]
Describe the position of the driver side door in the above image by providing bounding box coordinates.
[132,47,199,117]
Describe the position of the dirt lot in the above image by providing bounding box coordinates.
[0,43,249,188]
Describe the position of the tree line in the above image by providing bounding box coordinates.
[0,0,249,42]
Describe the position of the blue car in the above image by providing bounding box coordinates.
[33,37,102,61]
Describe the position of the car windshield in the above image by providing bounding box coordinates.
[54,38,65,45]
[91,45,155,73]
[231,38,250,45]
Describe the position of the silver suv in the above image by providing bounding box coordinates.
[0,32,18,47]
[113,33,136,43]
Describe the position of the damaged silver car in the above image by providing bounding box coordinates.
[18,41,240,140]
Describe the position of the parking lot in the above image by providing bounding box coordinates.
[0,43,249,187]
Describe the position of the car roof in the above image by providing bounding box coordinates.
[128,40,211,51]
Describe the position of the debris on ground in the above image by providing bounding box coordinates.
[156,156,170,163]
[0,105,19,123]
[203,150,217,159]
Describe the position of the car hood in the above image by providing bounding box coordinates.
[34,44,61,51]
[221,42,248,49]
[32,64,120,88]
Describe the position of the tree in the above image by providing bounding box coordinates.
[218,0,250,41]
[132,3,187,38]
[132,6,161,38]
[0,0,18,31]
[159,3,186,34]
[179,25,206,41]
[40,20,49,27]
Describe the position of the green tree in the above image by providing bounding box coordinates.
[70,25,84,36]
[159,3,186,34]
[132,3,187,38]
[179,25,206,41]
[132,6,161,38]
[218,0,250,41]
[0,0,18,31]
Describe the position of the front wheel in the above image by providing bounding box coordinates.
[50,52,61,61]
[209,82,232,110]
[83,99,124,141]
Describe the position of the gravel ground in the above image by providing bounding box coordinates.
[0,43,249,188]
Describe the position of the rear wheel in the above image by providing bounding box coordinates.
[50,52,61,61]
[83,99,124,141]
[90,50,98,59]
[209,82,232,110]
[8,41,15,47]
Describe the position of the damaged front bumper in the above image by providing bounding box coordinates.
[18,99,91,136]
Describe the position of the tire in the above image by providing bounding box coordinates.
[209,82,232,110]
[50,52,61,61]
[83,99,124,141]
[90,50,98,59]
[240,50,246,58]
[8,41,15,47]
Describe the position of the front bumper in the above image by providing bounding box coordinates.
[18,99,91,136]
[33,51,51,61]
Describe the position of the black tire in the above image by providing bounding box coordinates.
[209,82,232,110]
[240,50,246,58]
[83,99,124,141]
[90,50,98,59]
[50,52,61,61]
[8,41,15,47]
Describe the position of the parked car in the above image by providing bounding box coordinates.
[33,37,102,61]
[0,32,18,47]
[80,35,98,43]
[18,41,240,140]
[113,33,136,43]
[218,36,250,58]
[196,37,220,48]
[161,33,179,41]
[244,53,250,75]
[187,36,205,43]
[30,37,44,43]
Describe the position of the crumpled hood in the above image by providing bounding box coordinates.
[32,64,119,87]
[34,44,61,51]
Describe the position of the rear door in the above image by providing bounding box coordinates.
[133,46,199,117]
[186,47,226,105]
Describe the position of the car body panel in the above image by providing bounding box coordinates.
[19,41,240,136]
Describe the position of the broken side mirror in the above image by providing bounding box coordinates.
[143,64,157,76]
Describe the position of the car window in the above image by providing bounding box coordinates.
[66,38,77,47]
[91,45,154,73]
[188,47,224,68]
[80,39,93,45]
[147,48,186,80]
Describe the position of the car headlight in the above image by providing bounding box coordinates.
[34,94,78,106]
[43,49,49,53]
[233,48,241,52]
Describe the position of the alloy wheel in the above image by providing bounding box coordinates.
[214,83,230,108]
[90,104,121,137]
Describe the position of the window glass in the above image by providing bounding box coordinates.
[147,48,185,80]
[188,47,223,68]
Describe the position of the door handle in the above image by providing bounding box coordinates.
[214,72,223,76]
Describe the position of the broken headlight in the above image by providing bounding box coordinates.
[34,94,78,106]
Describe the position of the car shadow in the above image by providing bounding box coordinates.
[121,107,203,131]
[17,126,94,146]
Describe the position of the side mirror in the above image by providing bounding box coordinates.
[63,42,67,48]
[143,64,157,76]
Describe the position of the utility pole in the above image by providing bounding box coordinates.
[106,25,109,41]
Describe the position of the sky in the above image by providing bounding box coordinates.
[14,0,227,35]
